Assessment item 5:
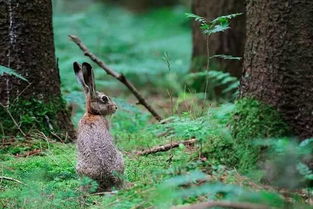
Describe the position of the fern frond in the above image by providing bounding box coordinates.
[211,13,243,24]
[185,13,207,24]
[0,65,27,81]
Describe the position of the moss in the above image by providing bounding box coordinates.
[229,98,292,171]
[0,97,70,138]
[231,98,291,140]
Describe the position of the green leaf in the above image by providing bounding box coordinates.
[204,24,230,35]
[211,13,243,24]
[0,65,28,81]
[222,81,240,93]
[297,162,313,180]
[185,13,207,24]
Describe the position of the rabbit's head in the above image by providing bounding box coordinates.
[73,62,117,116]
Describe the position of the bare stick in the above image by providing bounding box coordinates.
[15,149,42,158]
[69,35,163,121]
[173,201,269,209]
[0,176,25,185]
[136,138,197,156]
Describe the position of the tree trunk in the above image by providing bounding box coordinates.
[190,0,246,78]
[0,0,75,140]
[239,0,313,139]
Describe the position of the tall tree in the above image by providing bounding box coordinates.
[238,0,313,139]
[0,0,75,139]
[190,0,245,78]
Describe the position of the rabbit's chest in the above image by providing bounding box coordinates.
[77,123,112,152]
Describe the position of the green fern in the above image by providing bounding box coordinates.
[211,13,242,24]
[185,13,207,24]
[184,70,239,97]
[186,12,242,36]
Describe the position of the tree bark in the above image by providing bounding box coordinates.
[239,0,313,139]
[190,0,245,78]
[0,0,75,140]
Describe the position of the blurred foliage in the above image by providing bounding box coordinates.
[258,138,313,189]
[155,170,285,209]
[98,0,185,11]
[53,3,190,95]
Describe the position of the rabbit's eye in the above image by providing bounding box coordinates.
[101,96,109,104]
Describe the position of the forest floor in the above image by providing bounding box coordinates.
[1,100,312,208]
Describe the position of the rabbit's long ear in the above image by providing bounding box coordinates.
[73,62,89,93]
[82,62,96,97]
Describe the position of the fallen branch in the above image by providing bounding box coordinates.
[136,138,197,156]
[0,176,25,185]
[15,149,42,158]
[90,191,118,196]
[173,201,269,209]
[69,35,163,121]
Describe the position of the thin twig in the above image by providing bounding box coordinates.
[12,82,32,105]
[173,201,270,209]
[51,131,64,142]
[69,35,162,121]
[15,149,42,158]
[0,176,25,185]
[135,138,197,156]
[0,104,26,136]
[90,191,118,196]
[156,128,173,137]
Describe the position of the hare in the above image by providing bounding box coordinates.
[73,62,124,192]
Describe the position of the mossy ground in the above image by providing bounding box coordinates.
[0,97,72,139]
[229,98,292,171]
[231,98,291,140]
